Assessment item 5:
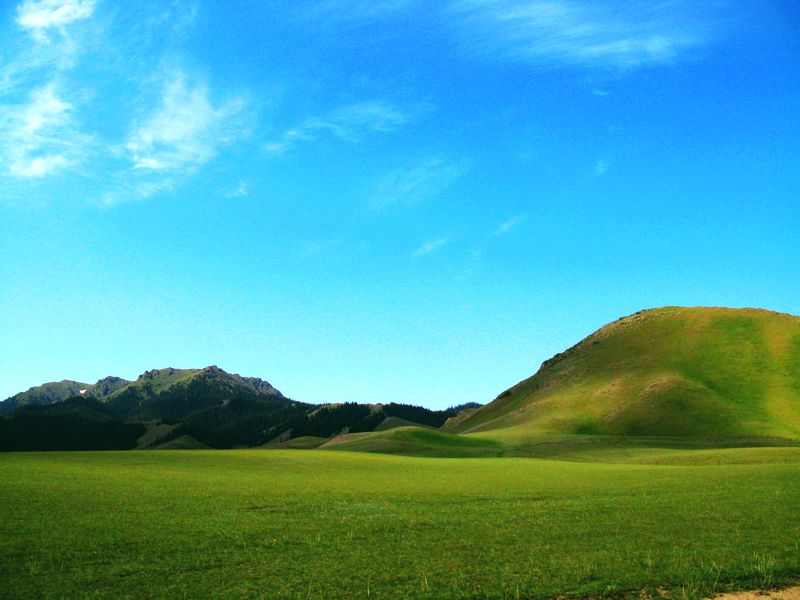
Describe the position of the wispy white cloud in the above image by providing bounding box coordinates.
[1,3,251,202]
[0,1,101,179]
[448,0,715,70]
[98,178,177,205]
[592,88,609,97]
[413,235,451,258]
[0,81,92,178]
[265,101,409,154]
[491,214,526,237]
[1,0,97,94]
[370,156,469,209]
[16,0,96,35]
[126,71,247,173]
[226,181,249,198]
[95,70,251,203]
[157,1,198,34]
[593,159,609,176]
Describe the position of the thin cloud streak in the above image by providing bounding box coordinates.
[413,236,451,258]
[491,214,526,237]
[370,156,469,210]
[265,101,409,154]
[99,177,176,205]
[448,0,715,70]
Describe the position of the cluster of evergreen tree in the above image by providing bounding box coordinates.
[279,402,482,440]
[182,396,309,447]
[0,398,145,451]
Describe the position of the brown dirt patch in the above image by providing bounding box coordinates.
[711,588,800,600]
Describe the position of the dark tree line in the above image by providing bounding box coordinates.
[0,398,145,451]
[277,402,481,441]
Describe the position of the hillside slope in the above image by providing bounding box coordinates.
[450,307,800,440]
[0,376,132,416]
[0,380,91,415]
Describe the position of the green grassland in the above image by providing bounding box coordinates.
[1,449,799,599]
[3,307,799,597]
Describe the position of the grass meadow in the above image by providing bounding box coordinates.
[1,448,798,599]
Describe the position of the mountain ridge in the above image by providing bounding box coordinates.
[0,365,475,451]
[2,365,283,410]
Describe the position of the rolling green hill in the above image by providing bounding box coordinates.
[320,426,504,457]
[450,307,800,441]
[373,415,435,431]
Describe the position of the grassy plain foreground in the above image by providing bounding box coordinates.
[1,449,799,599]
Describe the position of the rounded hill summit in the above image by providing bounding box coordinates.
[450,307,800,440]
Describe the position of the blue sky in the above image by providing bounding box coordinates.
[1,0,799,406]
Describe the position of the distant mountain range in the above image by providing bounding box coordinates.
[4,306,798,454]
[0,366,479,451]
